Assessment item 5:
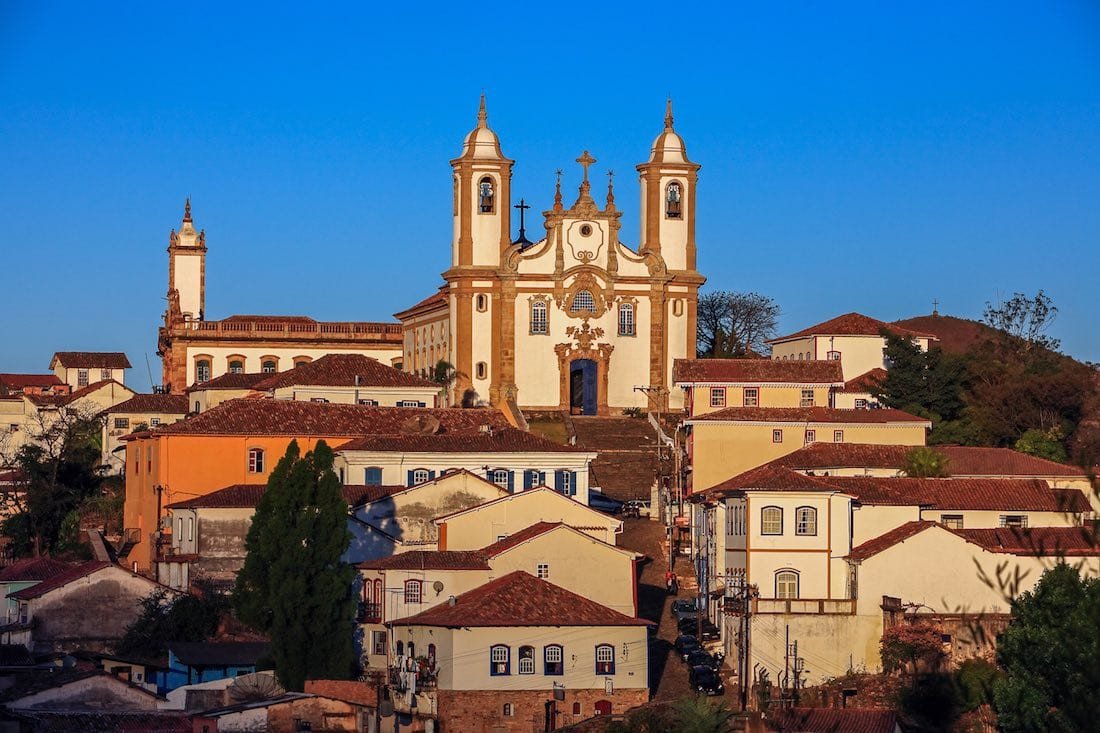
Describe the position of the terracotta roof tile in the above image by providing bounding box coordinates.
[187,371,270,391]
[842,368,887,393]
[357,550,491,571]
[688,406,930,424]
[9,561,112,600]
[826,476,1087,512]
[698,465,840,497]
[252,353,436,391]
[394,287,449,320]
[149,399,511,437]
[0,557,76,583]
[28,379,131,407]
[431,486,615,525]
[0,374,64,390]
[478,522,562,556]
[389,570,650,627]
[772,707,900,733]
[768,312,938,343]
[335,427,587,454]
[50,352,131,369]
[673,359,844,385]
[165,483,403,510]
[108,393,190,415]
[848,521,938,560]
[954,526,1100,556]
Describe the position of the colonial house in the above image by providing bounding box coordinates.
[101,393,190,473]
[765,312,937,381]
[832,368,887,409]
[186,371,271,413]
[250,352,441,407]
[0,373,70,397]
[1,379,135,461]
[50,351,131,389]
[673,358,844,418]
[0,557,74,625]
[386,571,651,733]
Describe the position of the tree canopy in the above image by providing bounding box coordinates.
[696,291,780,358]
[233,440,357,690]
[117,588,229,660]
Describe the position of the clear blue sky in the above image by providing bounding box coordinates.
[2,2,1098,387]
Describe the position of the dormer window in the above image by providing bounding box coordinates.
[665,181,683,219]
[479,177,495,213]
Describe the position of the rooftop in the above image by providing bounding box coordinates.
[165,483,403,510]
[188,371,271,391]
[768,312,938,344]
[252,353,436,391]
[850,521,1100,560]
[394,287,449,320]
[0,557,75,583]
[772,707,900,733]
[673,358,844,385]
[357,550,491,571]
[335,426,588,453]
[842,368,888,393]
[696,465,842,498]
[107,393,190,415]
[687,406,930,425]
[0,374,64,390]
[50,352,131,369]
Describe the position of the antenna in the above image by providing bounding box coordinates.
[144,353,155,392]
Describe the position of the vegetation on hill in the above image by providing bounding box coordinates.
[117,587,230,660]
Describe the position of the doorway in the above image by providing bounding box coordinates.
[569,359,597,415]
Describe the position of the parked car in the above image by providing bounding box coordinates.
[689,665,726,696]
[674,634,701,660]
[622,500,652,518]
[670,599,698,622]
[587,491,623,515]
[685,648,723,671]
[678,617,720,641]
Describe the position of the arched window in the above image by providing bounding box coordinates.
[490,645,510,676]
[228,360,244,374]
[293,357,311,368]
[795,507,817,536]
[476,293,488,312]
[195,360,211,383]
[618,303,635,336]
[261,360,277,373]
[544,644,564,675]
[665,181,683,219]
[571,290,595,313]
[595,644,615,675]
[476,362,487,380]
[776,570,799,599]
[761,506,782,535]
[530,301,548,334]
[247,448,265,474]
[411,468,430,485]
[478,177,495,213]
[518,645,535,674]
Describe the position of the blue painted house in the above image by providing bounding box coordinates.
[165,641,269,692]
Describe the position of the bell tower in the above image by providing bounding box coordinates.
[636,99,700,273]
[167,198,206,321]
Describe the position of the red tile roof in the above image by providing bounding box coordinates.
[357,550,491,571]
[165,483,403,510]
[9,561,112,599]
[768,443,1088,478]
[394,287,449,320]
[688,406,930,424]
[768,312,938,344]
[147,399,511,437]
[0,374,64,390]
[673,359,844,385]
[826,476,1088,512]
[50,352,131,369]
[389,571,650,627]
[698,465,840,497]
[251,353,436,391]
[478,522,562,556]
[848,521,938,560]
[432,486,615,524]
[108,393,190,415]
[771,707,900,733]
[954,526,1100,556]
[27,379,132,407]
[187,371,270,391]
[0,557,76,583]
[335,427,587,454]
[842,368,887,393]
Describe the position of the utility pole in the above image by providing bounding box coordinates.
[723,568,758,712]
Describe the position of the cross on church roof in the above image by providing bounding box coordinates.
[576,151,596,182]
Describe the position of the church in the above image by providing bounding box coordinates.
[397,97,705,415]
[158,97,704,414]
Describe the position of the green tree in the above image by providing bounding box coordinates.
[902,447,951,478]
[1015,427,1069,463]
[671,696,736,733]
[117,587,229,659]
[233,440,356,691]
[983,290,1060,355]
[993,563,1100,732]
[870,332,968,426]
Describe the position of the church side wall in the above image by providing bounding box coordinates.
[182,344,401,386]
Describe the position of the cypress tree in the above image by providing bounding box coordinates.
[233,440,356,690]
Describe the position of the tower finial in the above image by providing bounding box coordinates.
[553,169,563,211]
[183,196,192,223]
[665,97,674,129]
[605,170,616,210]
[477,92,488,128]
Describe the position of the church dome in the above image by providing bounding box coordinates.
[647,99,692,165]
[458,94,506,160]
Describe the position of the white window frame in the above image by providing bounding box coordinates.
[710,388,726,408]
[412,469,430,485]
[772,429,783,444]
[795,506,817,536]
[248,448,265,473]
[536,563,549,579]
[776,570,799,599]
[617,303,635,336]
[941,514,964,530]
[518,646,535,675]
[531,300,549,335]
[801,389,814,407]
[804,429,816,444]
[833,430,844,443]
[743,387,759,407]
[404,580,422,604]
[761,506,783,535]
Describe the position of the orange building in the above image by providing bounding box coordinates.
[121,399,510,571]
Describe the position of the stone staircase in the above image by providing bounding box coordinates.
[570,415,667,502]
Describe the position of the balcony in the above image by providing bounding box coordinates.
[746,598,856,615]
[390,661,438,691]
[357,602,382,624]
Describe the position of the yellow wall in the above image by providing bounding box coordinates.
[438,489,621,549]
[688,384,833,417]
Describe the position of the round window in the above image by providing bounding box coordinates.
[579,224,593,237]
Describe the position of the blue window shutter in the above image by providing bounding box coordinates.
[523,470,533,490]
[428,470,437,480]
[407,470,415,487]
[554,470,564,493]
[539,471,547,486]
[507,471,515,493]
[570,471,578,495]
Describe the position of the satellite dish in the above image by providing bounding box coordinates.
[400,415,441,436]
[433,580,445,594]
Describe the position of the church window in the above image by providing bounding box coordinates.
[571,290,596,313]
[518,645,536,674]
[247,448,265,473]
[672,299,684,317]
[743,388,759,407]
[476,362,487,380]
[261,360,277,373]
[530,301,548,334]
[665,181,683,219]
[618,303,635,336]
[476,294,488,312]
[801,389,815,407]
[478,177,495,213]
[196,360,211,383]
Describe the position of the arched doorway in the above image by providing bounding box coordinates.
[594,700,612,716]
[570,359,597,415]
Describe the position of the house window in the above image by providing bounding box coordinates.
[573,702,582,715]
[114,418,129,430]
[229,360,244,374]
[150,418,161,427]
[100,368,111,381]
[489,469,511,489]
[555,470,575,496]
[193,401,200,413]
[665,181,683,219]
[187,517,194,542]
[595,644,615,675]
[523,469,546,490]
[411,469,430,485]
[854,399,868,409]
[371,631,387,656]
[761,506,783,535]
[262,360,277,373]
[795,507,817,536]
[531,301,548,334]
[536,563,549,579]
[404,580,422,604]
[772,429,783,444]
[743,388,759,407]
[941,515,964,530]
[518,645,535,675]
[490,645,510,675]
[827,350,841,361]
[364,467,383,485]
[248,448,265,473]
[545,645,564,675]
[397,400,427,408]
[710,388,726,408]
[618,303,635,336]
[503,703,514,717]
[804,429,816,444]
[76,369,89,387]
[294,359,310,368]
[478,177,495,213]
[476,362,487,380]
[833,430,844,443]
[801,389,814,407]
[776,570,799,599]
[1000,515,1028,528]
[358,398,379,406]
[571,290,595,313]
[195,360,211,383]
[310,397,329,403]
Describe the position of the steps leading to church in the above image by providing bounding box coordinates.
[570,416,666,502]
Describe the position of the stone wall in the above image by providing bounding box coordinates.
[435,688,648,733]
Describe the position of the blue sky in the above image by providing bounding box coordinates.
[1,2,1097,387]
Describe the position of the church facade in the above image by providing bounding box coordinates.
[398,98,705,414]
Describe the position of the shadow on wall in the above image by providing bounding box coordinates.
[343,496,403,565]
